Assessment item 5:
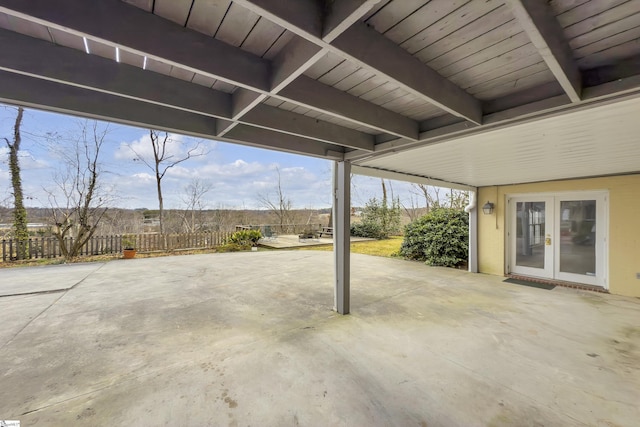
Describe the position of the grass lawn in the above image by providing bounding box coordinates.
[296,236,404,258]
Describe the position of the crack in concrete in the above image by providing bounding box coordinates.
[0,263,106,352]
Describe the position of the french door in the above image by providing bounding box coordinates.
[508,192,607,288]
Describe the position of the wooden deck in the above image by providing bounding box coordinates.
[258,235,373,249]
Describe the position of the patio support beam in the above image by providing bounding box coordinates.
[333,161,351,315]
[467,189,478,274]
[505,0,582,102]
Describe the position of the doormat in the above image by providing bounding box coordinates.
[503,278,556,290]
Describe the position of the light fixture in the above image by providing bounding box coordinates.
[482,201,494,215]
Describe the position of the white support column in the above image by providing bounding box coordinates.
[333,161,351,314]
[466,189,479,273]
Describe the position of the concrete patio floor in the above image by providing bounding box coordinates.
[0,251,638,426]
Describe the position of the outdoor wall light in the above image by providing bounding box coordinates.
[482,201,495,215]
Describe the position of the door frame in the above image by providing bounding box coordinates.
[506,190,609,289]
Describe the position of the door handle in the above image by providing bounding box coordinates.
[545,235,551,246]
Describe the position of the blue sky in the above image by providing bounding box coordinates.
[0,104,422,210]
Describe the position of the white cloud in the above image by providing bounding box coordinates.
[114,132,190,162]
[18,150,50,170]
[131,172,156,183]
[199,159,272,178]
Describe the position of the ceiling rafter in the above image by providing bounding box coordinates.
[218,1,381,137]
[234,0,483,124]
[0,70,343,160]
[0,28,374,152]
[0,0,418,140]
[504,0,582,102]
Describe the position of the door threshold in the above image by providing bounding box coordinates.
[506,274,609,294]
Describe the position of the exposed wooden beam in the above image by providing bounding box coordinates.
[228,0,382,139]
[322,0,383,43]
[0,29,374,151]
[231,89,267,120]
[237,0,482,124]
[270,37,325,93]
[0,0,416,139]
[333,24,482,123]
[216,89,266,137]
[0,28,232,118]
[243,104,375,151]
[232,0,323,40]
[505,0,582,102]
[0,70,219,139]
[280,77,419,139]
[0,0,270,90]
[0,70,343,160]
[224,125,344,160]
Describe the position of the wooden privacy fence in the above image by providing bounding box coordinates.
[1,231,233,262]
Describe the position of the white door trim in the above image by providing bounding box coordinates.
[506,191,609,288]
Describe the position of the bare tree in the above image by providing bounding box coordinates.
[447,189,469,210]
[3,107,28,256]
[180,178,213,233]
[412,183,444,210]
[257,167,293,233]
[410,183,468,211]
[129,130,205,234]
[46,120,113,260]
[400,193,423,222]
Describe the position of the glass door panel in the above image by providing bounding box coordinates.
[510,197,554,279]
[558,200,596,276]
[515,201,547,269]
[555,195,605,287]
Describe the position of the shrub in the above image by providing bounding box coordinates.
[122,234,136,250]
[350,197,401,239]
[227,229,262,247]
[400,208,469,267]
[350,222,383,239]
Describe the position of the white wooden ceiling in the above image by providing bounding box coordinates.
[359,94,640,187]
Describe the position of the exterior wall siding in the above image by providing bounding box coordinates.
[478,174,640,297]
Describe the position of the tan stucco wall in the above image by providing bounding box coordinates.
[478,174,640,297]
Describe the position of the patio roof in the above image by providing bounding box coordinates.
[0,0,638,187]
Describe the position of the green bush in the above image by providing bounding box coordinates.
[400,208,469,267]
[350,197,401,239]
[350,222,383,239]
[227,229,262,247]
